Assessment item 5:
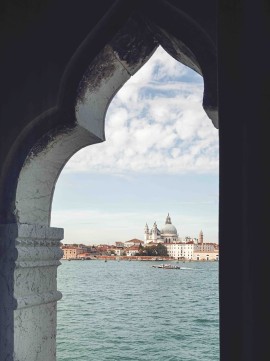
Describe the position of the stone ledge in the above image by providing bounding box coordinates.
[16,245,63,264]
[16,290,62,310]
[0,223,64,252]
[16,259,61,268]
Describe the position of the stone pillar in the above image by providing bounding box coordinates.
[0,224,63,361]
[218,2,270,360]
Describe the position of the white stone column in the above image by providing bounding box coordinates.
[0,224,63,361]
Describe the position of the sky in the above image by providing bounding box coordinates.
[51,46,219,245]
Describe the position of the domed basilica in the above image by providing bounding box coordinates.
[144,214,179,244]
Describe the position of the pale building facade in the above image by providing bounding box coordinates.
[193,252,219,261]
[194,242,218,252]
[166,242,194,260]
[112,248,125,256]
[62,246,86,259]
[167,243,219,261]
[126,245,140,256]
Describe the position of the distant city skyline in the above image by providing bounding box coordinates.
[51,46,219,244]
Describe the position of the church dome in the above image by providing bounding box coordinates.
[161,213,178,235]
[161,223,178,235]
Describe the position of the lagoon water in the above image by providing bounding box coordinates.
[57,260,219,361]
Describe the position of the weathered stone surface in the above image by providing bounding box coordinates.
[14,303,57,361]
[0,224,63,361]
[76,44,131,139]
[15,126,101,226]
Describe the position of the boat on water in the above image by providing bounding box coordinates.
[152,264,181,269]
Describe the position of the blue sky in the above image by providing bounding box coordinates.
[51,47,219,244]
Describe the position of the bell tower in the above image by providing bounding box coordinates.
[144,223,149,243]
[152,222,158,242]
[199,230,204,244]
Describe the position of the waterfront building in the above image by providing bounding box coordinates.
[111,248,125,256]
[144,214,179,244]
[194,242,219,253]
[115,241,125,248]
[166,242,219,261]
[193,241,219,261]
[166,242,194,260]
[124,239,144,247]
[95,244,115,255]
[77,252,94,260]
[126,245,140,256]
[193,251,219,261]
[62,245,86,260]
[144,215,219,260]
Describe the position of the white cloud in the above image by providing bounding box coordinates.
[146,45,188,81]
[64,46,218,175]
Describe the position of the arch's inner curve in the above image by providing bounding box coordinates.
[9,13,218,361]
[15,16,217,226]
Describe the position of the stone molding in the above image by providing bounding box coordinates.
[16,290,62,309]
[0,223,63,310]
[0,223,63,244]
[0,223,64,360]
[16,226,63,270]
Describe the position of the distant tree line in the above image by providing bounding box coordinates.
[135,243,168,257]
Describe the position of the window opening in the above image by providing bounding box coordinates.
[51,46,219,361]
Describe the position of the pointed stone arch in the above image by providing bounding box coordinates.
[15,11,217,227]
[0,6,217,361]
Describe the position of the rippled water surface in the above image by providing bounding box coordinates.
[57,260,219,361]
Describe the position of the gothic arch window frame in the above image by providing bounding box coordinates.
[1,5,218,360]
